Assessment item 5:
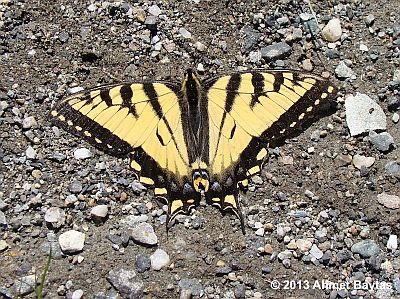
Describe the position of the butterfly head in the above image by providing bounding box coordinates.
[191,160,209,193]
[182,69,201,95]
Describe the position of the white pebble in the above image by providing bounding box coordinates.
[58,230,86,254]
[387,235,398,251]
[74,148,92,159]
[150,249,170,270]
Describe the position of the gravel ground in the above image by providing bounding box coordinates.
[0,0,399,299]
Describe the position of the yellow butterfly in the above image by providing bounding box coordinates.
[50,69,337,232]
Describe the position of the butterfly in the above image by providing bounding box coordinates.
[50,69,337,233]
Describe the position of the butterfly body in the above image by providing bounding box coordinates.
[50,69,337,232]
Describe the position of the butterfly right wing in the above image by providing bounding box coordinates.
[50,82,200,225]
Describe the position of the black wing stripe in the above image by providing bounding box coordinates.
[120,85,138,118]
[250,72,264,108]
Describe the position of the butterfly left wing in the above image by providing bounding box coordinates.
[204,70,338,225]
[50,82,200,226]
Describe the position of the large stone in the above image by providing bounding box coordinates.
[322,18,342,42]
[351,239,380,258]
[107,269,144,299]
[150,249,170,270]
[345,93,386,136]
[131,223,158,245]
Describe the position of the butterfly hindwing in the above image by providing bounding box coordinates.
[50,82,195,223]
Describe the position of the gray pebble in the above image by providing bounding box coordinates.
[0,211,6,226]
[106,269,144,299]
[131,223,158,245]
[215,266,232,275]
[12,275,36,296]
[260,42,291,61]
[69,180,82,194]
[179,27,192,39]
[310,244,323,259]
[336,249,352,263]
[22,116,37,129]
[365,14,375,26]
[335,61,354,79]
[388,96,400,112]
[385,161,400,174]
[130,181,147,194]
[135,254,151,273]
[393,277,400,294]
[44,207,65,228]
[148,5,161,16]
[233,284,246,298]
[369,131,394,152]
[241,27,260,53]
[59,31,69,43]
[351,239,380,258]
[179,278,203,296]
[25,146,36,159]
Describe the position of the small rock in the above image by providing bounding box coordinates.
[59,31,69,43]
[148,5,161,16]
[369,131,394,152]
[352,154,375,169]
[12,275,36,296]
[335,61,354,79]
[393,113,399,123]
[388,96,400,112]
[179,27,192,39]
[196,63,205,73]
[107,269,144,299]
[71,289,83,299]
[302,59,313,71]
[322,18,342,42]
[58,230,85,254]
[334,154,352,167]
[260,42,291,61]
[249,50,262,63]
[351,239,380,258]
[25,146,36,159]
[74,148,91,159]
[195,41,206,52]
[241,27,261,53]
[135,254,151,273]
[0,240,9,252]
[387,235,398,251]
[69,181,82,194]
[90,205,108,222]
[278,155,293,165]
[296,239,313,253]
[150,249,170,270]
[345,93,386,136]
[277,250,292,261]
[377,193,400,209]
[44,207,65,228]
[131,223,158,245]
[385,161,400,174]
[179,278,203,297]
[22,116,37,129]
[365,14,375,26]
[310,244,323,259]
[336,249,352,263]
